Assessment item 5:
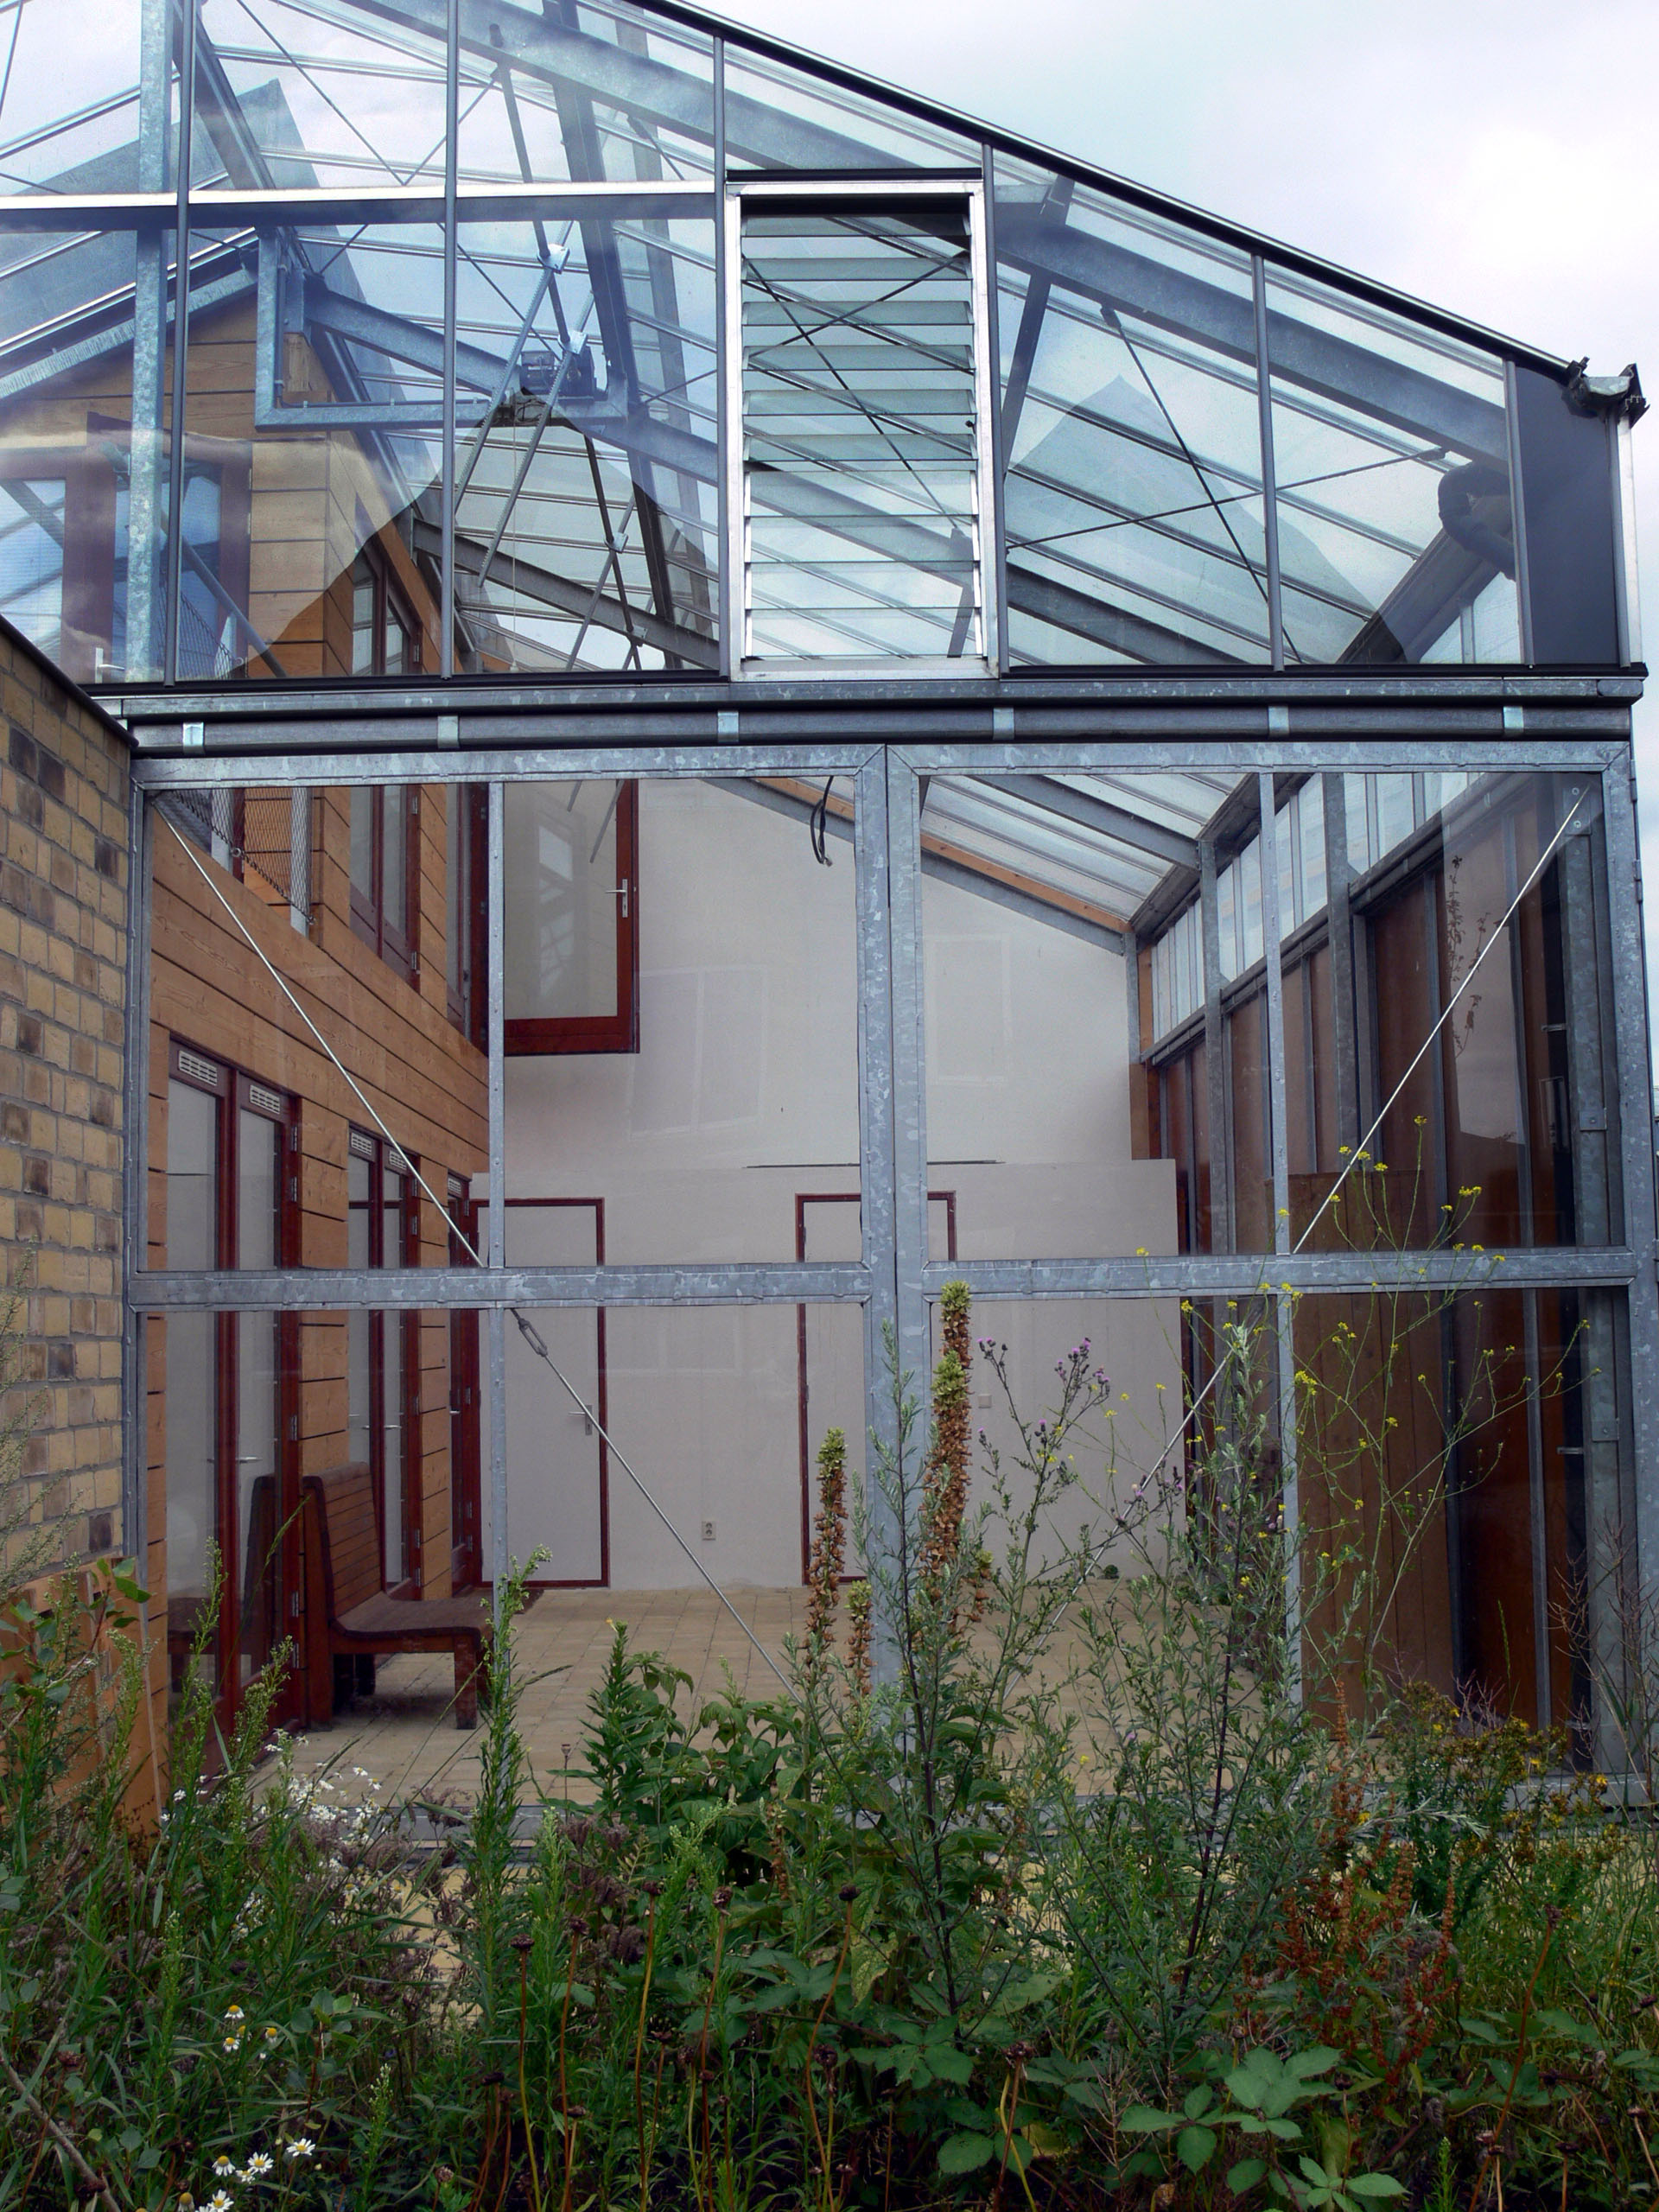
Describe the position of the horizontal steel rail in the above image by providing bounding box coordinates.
[129,1262,874,1310]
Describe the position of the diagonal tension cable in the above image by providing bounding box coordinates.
[156,811,796,1696]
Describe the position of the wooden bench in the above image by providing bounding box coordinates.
[301,1464,518,1728]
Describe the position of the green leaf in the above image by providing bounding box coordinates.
[1300,2154,1335,2184]
[1120,2105,1183,2133]
[1346,2179,1406,2200]
[1228,2158,1269,2194]
[1176,2125,1217,2172]
[928,2044,974,2085]
[938,2133,996,2175]
[1287,2047,1340,2081]
[1183,2084,1217,2120]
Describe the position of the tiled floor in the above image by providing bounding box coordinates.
[278,1581,1107,1815]
[283,1585,812,1810]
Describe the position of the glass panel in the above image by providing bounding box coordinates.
[349,785,374,907]
[194,0,448,192]
[456,3,715,188]
[152,782,486,1278]
[164,1076,219,1709]
[505,779,620,1025]
[1351,769,1618,1249]
[931,1294,1185,1571]
[723,46,978,171]
[167,1077,219,1268]
[919,768,1240,1257]
[1266,268,1521,666]
[504,775,860,1263]
[381,785,407,938]
[182,221,442,681]
[504,1204,605,1583]
[994,162,1270,667]
[453,212,718,674]
[0,221,179,682]
[1293,1287,1624,1737]
[0,0,149,192]
[741,198,981,665]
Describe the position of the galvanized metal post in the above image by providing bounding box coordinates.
[441,0,459,677]
[854,748,899,1680]
[1597,751,1659,1612]
[1258,770,1301,1690]
[120,785,154,1567]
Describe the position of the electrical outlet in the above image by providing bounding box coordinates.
[701,1519,716,1542]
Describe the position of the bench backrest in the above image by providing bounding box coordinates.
[302,1464,382,1624]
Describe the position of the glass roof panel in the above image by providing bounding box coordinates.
[0,0,151,194]
[994,159,1272,669]
[454,0,715,188]
[1266,266,1521,667]
[194,0,450,191]
[453,209,718,672]
[724,44,978,172]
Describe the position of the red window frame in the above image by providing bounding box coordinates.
[165,1039,302,1731]
[504,779,640,1056]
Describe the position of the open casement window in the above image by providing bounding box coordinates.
[504,779,639,1055]
[349,784,418,978]
[346,1128,423,1593]
[728,179,997,673]
[162,1041,299,1734]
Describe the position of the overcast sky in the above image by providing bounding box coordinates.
[721,0,1659,1033]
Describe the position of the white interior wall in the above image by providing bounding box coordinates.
[494,780,1183,1588]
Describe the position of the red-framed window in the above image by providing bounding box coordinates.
[162,1041,300,1732]
[346,1128,423,1592]
[349,784,419,978]
[350,536,421,677]
[503,778,639,1055]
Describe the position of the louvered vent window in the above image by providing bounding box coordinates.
[737,194,987,668]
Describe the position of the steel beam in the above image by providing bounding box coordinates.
[127,1262,874,1309]
[990,771,1200,868]
[923,1249,1640,1297]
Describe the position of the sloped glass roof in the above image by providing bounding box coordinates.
[0,0,1635,690]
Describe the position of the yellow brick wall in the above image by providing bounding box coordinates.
[0,628,130,1577]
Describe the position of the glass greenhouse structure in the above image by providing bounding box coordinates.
[0,0,1650,1756]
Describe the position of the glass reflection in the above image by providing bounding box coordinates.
[1267,270,1521,666]
[454,213,717,674]
[995,162,1270,667]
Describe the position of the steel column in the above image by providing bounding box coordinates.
[120,785,155,1567]
[486,780,505,1266]
[1597,751,1659,1600]
[1257,771,1301,1688]
[854,749,899,1675]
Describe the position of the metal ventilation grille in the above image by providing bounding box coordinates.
[741,202,982,663]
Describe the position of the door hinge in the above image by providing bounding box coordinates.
[289,1590,301,1619]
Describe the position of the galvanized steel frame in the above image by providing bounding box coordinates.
[119,725,1659,1682]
